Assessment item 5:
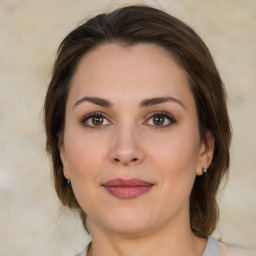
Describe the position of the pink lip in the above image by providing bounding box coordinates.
[102,178,154,199]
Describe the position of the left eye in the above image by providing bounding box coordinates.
[145,113,176,128]
[81,113,111,127]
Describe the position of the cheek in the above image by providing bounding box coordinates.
[63,126,108,179]
[148,129,200,170]
[63,127,108,212]
[147,129,200,195]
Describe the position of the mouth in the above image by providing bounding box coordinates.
[102,178,154,199]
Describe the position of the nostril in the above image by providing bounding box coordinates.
[113,157,138,163]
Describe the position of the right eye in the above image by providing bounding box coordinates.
[81,112,111,128]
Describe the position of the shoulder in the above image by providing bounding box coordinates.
[219,241,256,256]
[75,242,91,256]
[75,248,87,256]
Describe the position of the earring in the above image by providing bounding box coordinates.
[203,168,207,173]
[67,179,71,184]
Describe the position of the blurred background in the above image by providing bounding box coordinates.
[0,0,255,255]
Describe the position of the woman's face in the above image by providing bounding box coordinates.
[60,43,213,235]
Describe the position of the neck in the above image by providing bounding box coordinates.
[87,214,207,256]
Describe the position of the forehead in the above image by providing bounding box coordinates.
[68,43,192,105]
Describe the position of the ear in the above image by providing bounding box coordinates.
[58,132,71,180]
[196,130,215,176]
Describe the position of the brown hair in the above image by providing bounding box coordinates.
[44,5,231,237]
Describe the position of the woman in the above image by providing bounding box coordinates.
[44,4,242,256]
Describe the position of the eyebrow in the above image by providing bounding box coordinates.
[139,97,186,109]
[74,97,113,108]
[74,96,185,109]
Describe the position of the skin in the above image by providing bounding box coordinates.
[59,43,214,256]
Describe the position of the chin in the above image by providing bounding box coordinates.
[107,220,153,236]
[92,207,155,235]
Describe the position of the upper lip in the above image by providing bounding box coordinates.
[103,178,153,187]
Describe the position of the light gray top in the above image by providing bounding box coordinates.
[75,236,221,256]
[203,237,221,256]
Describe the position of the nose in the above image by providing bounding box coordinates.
[109,124,145,166]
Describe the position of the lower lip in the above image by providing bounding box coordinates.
[104,185,153,199]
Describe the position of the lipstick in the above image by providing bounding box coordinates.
[102,178,153,199]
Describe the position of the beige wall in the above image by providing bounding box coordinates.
[0,0,255,255]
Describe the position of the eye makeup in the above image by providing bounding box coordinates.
[79,110,176,129]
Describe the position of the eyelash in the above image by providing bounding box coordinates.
[144,111,176,128]
[80,111,176,129]
[80,112,112,129]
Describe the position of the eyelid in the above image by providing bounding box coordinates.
[80,111,112,127]
[143,111,176,128]
[80,110,176,129]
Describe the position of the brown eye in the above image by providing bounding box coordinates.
[81,112,111,128]
[153,116,165,126]
[92,116,104,126]
[145,112,176,128]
